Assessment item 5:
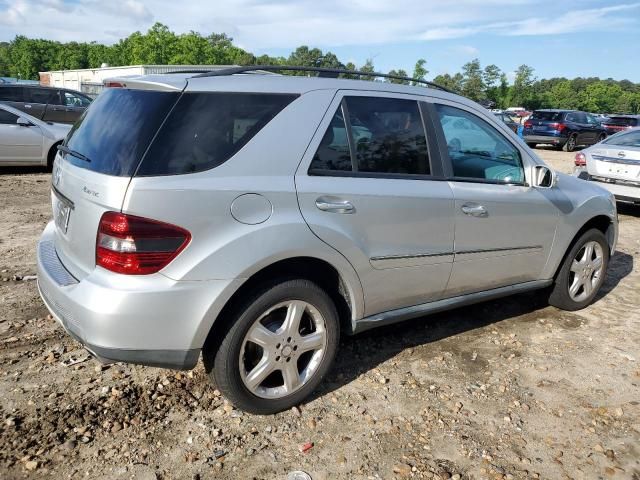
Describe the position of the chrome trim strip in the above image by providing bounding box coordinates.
[353,279,553,334]
[455,245,543,259]
[592,155,640,166]
[370,252,454,269]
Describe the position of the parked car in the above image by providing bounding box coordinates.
[493,112,520,133]
[0,103,71,168]
[523,109,607,152]
[37,67,618,414]
[600,115,640,136]
[0,84,92,124]
[574,127,640,204]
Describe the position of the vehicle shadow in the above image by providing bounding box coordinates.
[309,249,634,403]
[0,166,49,175]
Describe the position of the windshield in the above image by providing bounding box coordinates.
[603,129,640,147]
[64,88,179,176]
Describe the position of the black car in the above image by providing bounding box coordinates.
[600,115,640,135]
[523,109,607,152]
[0,84,92,124]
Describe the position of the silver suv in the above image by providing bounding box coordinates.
[37,66,618,414]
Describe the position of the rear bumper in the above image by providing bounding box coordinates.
[574,168,640,203]
[523,134,567,146]
[36,221,240,370]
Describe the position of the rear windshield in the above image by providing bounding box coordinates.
[64,88,179,176]
[604,130,640,147]
[604,117,638,127]
[137,92,297,176]
[531,111,565,121]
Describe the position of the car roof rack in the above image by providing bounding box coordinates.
[189,65,454,93]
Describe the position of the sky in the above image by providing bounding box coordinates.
[1,0,639,82]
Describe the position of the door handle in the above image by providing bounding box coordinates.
[461,203,488,217]
[315,197,355,214]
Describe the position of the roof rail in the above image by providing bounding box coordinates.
[190,65,454,93]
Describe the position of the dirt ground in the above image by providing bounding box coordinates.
[0,149,638,480]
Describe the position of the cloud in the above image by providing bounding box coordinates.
[451,45,480,56]
[0,0,638,49]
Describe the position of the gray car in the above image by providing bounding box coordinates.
[0,103,71,168]
[0,84,92,124]
[37,67,618,414]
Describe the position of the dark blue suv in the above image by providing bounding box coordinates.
[523,109,607,152]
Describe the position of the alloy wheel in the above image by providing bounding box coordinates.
[567,240,604,302]
[239,300,327,399]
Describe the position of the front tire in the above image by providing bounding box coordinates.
[548,229,609,311]
[205,279,340,414]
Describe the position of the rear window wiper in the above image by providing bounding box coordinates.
[57,145,91,163]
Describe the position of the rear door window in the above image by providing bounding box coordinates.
[0,86,24,102]
[137,93,297,176]
[27,88,60,105]
[435,104,524,184]
[309,96,430,176]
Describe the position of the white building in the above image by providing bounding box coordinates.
[39,65,228,96]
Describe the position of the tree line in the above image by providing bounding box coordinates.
[1,22,638,114]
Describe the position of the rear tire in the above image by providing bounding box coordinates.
[563,134,578,152]
[548,229,609,311]
[596,133,606,144]
[204,279,340,414]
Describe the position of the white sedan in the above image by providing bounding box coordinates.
[0,102,71,169]
[574,127,640,204]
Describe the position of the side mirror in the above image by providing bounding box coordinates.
[534,165,558,188]
[16,117,32,127]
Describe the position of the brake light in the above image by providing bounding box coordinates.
[524,121,532,128]
[574,152,587,167]
[548,123,567,132]
[96,212,190,275]
[104,81,125,88]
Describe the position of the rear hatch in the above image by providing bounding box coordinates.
[526,111,566,135]
[52,81,183,279]
[587,131,640,184]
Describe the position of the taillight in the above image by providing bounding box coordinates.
[574,152,587,167]
[524,121,532,128]
[96,212,190,275]
[104,81,125,88]
[548,122,567,132]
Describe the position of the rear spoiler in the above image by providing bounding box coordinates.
[102,75,188,92]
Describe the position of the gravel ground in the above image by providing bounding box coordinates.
[0,150,638,480]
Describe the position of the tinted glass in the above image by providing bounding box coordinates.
[346,96,429,175]
[64,88,179,176]
[27,88,60,105]
[309,106,352,172]
[138,93,297,176]
[532,111,565,122]
[605,117,638,127]
[436,104,524,184]
[0,86,23,102]
[604,130,640,147]
[0,109,19,124]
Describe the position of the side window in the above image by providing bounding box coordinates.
[586,114,598,125]
[346,97,429,175]
[574,112,587,123]
[0,87,24,102]
[565,113,576,123]
[435,104,524,184]
[65,92,91,107]
[0,109,19,125]
[309,105,352,172]
[27,88,59,105]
